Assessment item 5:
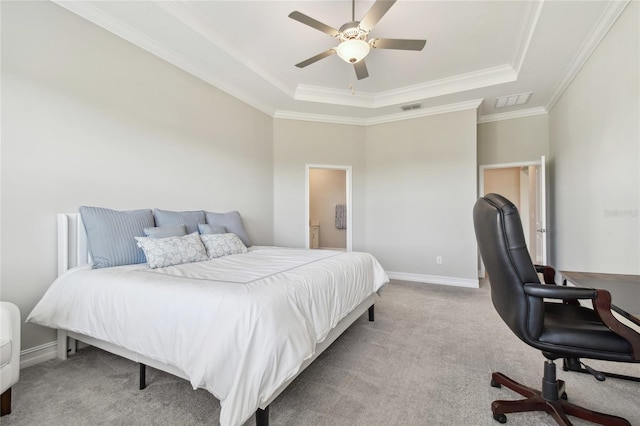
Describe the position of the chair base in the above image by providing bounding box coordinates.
[490,371,630,425]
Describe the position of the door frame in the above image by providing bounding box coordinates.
[305,164,352,251]
[478,158,546,277]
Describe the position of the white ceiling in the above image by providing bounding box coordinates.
[54,0,628,125]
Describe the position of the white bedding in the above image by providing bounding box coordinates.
[28,247,388,425]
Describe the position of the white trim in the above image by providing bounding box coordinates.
[367,99,484,125]
[478,107,547,124]
[478,159,543,277]
[387,271,479,289]
[512,0,545,74]
[545,0,630,111]
[274,111,366,126]
[51,1,275,117]
[275,99,483,127]
[295,65,514,109]
[305,164,353,252]
[20,341,58,369]
[156,1,295,100]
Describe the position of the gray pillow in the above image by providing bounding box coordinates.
[205,211,251,247]
[79,206,155,269]
[143,225,187,239]
[153,209,205,234]
[198,223,227,235]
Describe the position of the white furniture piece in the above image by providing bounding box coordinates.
[0,301,20,416]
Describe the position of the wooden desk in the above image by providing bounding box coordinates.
[560,271,640,326]
[560,270,640,382]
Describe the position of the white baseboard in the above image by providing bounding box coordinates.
[387,271,479,288]
[20,340,58,368]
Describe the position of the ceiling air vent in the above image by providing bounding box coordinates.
[401,103,422,111]
[495,92,532,108]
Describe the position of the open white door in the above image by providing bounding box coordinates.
[535,155,547,265]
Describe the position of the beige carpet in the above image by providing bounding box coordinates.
[4,280,640,425]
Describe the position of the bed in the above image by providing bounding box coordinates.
[28,213,388,426]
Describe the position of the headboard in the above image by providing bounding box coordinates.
[57,213,90,276]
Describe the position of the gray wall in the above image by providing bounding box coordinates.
[477,114,549,166]
[365,110,478,280]
[549,1,639,274]
[273,119,367,250]
[274,110,479,282]
[1,2,274,350]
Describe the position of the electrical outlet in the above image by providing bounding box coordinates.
[436,256,442,265]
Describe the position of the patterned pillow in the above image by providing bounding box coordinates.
[200,233,248,259]
[135,232,208,269]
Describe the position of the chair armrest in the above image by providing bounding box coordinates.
[523,283,596,300]
[524,285,640,360]
[591,289,640,360]
[534,265,557,285]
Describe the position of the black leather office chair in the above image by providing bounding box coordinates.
[473,193,640,425]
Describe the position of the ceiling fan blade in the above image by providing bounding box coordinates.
[295,49,336,68]
[354,60,369,80]
[288,11,340,37]
[359,0,396,32]
[371,38,427,51]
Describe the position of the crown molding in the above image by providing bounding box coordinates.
[156,1,295,99]
[275,99,483,126]
[367,99,484,125]
[512,0,544,73]
[273,111,366,126]
[296,65,515,108]
[478,107,547,124]
[545,0,630,111]
[51,1,275,117]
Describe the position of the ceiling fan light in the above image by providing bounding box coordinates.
[336,39,370,64]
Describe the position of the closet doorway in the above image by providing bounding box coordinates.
[479,156,547,276]
[305,165,352,251]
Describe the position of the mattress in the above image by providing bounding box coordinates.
[28,247,388,425]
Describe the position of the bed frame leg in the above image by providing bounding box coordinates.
[57,330,68,360]
[256,406,269,426]
[139,363,147,390]
[368,304,375,322]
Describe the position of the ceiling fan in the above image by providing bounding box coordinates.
[288,0,426,80]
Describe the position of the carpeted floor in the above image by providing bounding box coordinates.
[4,280,639,425]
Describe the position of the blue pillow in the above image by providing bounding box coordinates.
[198,223,227,235]
[153,209,205,234]
[79,206,155,269]
[143,225,187,238]
[205,211,251,247]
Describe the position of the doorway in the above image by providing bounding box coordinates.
[479,156,547,275]
[305,165,352,251]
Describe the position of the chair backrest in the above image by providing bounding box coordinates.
[473,193,543,342]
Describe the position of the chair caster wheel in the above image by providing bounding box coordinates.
[561,392,568,400]
[490,379,502,388]
[493,413,507,423]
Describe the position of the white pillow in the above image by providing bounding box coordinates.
[135,232,208,269]
[200,233,248,259]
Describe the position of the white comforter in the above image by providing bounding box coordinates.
[28,247,388,425]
